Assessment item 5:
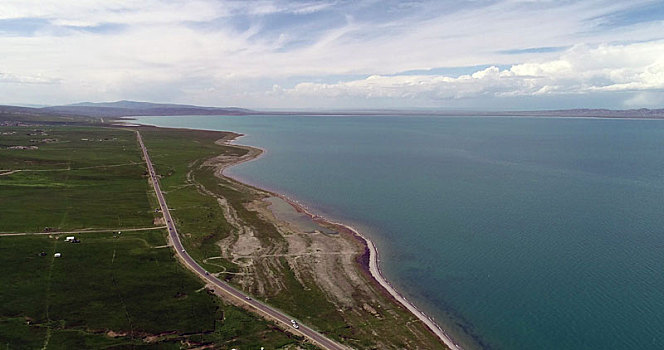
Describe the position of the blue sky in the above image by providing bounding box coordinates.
[0,0,663,109]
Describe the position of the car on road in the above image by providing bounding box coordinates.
[245,296,251,300]
[204,271,209,275]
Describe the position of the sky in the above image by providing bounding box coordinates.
[0,0,663,110]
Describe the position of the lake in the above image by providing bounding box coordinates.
[135,114,664,349]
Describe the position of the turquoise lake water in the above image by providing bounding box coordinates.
[135,115,664,349]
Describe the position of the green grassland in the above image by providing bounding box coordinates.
[0,230,304,349]
[0,124,311,349]
[0,108,102,125]
[0,126,153,232]
[137,128,240,272]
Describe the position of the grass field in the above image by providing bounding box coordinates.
[0,126,153,232]
[137,128,240,272]
[0,109,102,125]
[0,123,312,349]
[0,230,305,349]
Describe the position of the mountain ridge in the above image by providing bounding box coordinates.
[41,100,254,117]
[1,100,663,121]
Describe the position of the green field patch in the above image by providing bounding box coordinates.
[139,128,239,271]
[0,232,303,348]
[0,126,153,232]
[1,125,311,348]
[0,318,47,349]
[0,181,71,188]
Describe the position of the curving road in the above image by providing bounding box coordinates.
[136,131,347,350]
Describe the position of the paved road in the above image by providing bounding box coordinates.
[136,131,347,350]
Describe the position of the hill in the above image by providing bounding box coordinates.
[41,100,254,117]
[2,101,664,123]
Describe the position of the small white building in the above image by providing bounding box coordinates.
[65,236,75,242]
[54,253,61,258]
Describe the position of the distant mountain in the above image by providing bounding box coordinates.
[41,100,254,117]
[0,104,101,124]
[264,108,664,118]
[2,101,664,123]
[509,108,664,118]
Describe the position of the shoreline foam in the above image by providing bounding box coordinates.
[220,133,463,350]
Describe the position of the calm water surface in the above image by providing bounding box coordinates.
[135,115,664,350]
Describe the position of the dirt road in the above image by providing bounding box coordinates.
[0,226,167,237]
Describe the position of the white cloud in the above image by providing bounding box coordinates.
[0,71,59,84]
[0,1,228,26]
[0,1,333,26]
[0,0,663,108]
[277,41,664,102]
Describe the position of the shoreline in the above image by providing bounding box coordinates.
[220,133,463,350]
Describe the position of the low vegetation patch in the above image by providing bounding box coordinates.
[0,231,303,348]
[0,126,153,232]
[0,124,310,349]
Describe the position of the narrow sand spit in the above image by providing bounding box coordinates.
[221,134,463,350]
[362,231,462,350]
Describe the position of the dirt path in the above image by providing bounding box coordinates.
[40,238,57,350]
[0,162,141,175]
[0,226,167,237]
[234,251,357,258]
